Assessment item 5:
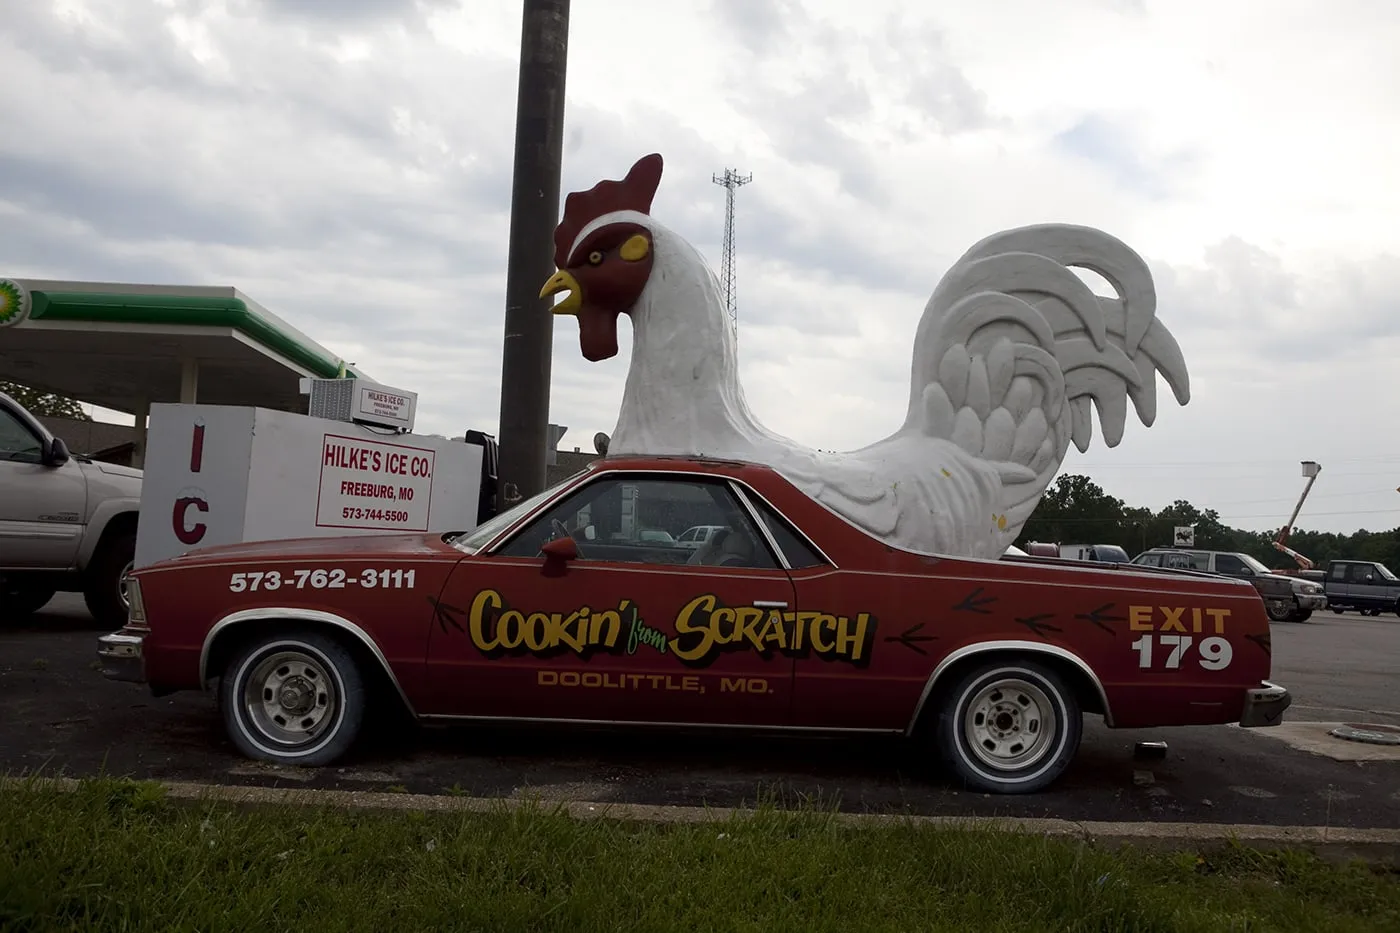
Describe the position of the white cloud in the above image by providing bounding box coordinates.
[1,0,1397,534]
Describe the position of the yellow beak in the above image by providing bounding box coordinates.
[539,269,582,316]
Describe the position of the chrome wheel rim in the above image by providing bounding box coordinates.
[117,560,133,611]
[962,677,1058,772]
[241,649,339,749]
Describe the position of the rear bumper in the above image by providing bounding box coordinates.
[96,631,146,684]
[1239,680,1291,727]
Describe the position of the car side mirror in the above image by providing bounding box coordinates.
[41,437,70,466]
[541,536,578,562]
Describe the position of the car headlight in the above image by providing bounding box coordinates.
[126,578,147,628]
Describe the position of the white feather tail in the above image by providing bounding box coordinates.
[906,224,1191,549]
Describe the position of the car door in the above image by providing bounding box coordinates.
[1327,562,1351,604]
[0,407,87,568]
[1349,562,1387,610]
[425,472,798,726]
[726,492,912,730]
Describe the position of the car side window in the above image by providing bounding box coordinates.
[494,475,779,570]
[1330,563,1347,581]
[0,410,42,464]
[740,493,827,569]
[1352,564,1376,584]
[1214,554,1247,575]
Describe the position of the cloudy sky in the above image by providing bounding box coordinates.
[3,0,1398,535]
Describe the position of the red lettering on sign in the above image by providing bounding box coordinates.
[189,422,205,473]
[172,497,208,545]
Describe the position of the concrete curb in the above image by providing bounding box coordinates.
[7,775,1400,857]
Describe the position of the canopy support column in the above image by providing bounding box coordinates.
[180,357,199,404]
[131,398,150,469]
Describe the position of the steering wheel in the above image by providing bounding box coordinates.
[550,518,587,558]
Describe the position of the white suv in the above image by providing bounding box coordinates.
[0,392,141,626]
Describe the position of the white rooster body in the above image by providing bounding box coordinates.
[557,180,1190,560]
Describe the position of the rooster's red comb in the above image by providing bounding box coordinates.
[553,153,664,268]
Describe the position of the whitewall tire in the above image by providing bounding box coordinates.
[936,659,1082,794]
[220,631,366,767]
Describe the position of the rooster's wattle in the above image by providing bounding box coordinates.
[541,154,1190,560]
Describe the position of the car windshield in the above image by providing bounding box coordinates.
[1095,545,1130,562]
[448,470,587,553]
[1375,563,1398,580]
[1239,553,1271,573]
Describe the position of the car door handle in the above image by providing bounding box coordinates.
[752,600,788,609]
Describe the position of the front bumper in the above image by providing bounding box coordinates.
[1239,680,1291,727]
[1295,593,1328,611]
[96,631,146,684]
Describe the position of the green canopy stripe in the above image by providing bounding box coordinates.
[29,291,362,380]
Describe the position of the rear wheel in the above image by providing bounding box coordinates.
[935,659,1082,794]
[0,579,56,622]
[220,630,366,767]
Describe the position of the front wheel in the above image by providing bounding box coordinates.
[220,631,366,767]
[1265,601,1294,622]
[935,660,1083,794]
[83,530,136,628]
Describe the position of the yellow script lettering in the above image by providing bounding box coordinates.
[469,589,504,651]
[670,594,719,662]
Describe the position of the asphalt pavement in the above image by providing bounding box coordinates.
[3,596,1398,828]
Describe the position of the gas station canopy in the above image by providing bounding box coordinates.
[0,279,371,416]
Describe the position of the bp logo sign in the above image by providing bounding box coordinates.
[0,279,30,328]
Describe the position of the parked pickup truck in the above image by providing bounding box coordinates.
[1130,547,1327,623]
[1320,560,1400,617]
[0,391,140,627]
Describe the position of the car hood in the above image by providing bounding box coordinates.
[145,532,463,570]
[94,461,143,480]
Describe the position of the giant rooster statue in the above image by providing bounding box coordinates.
[540,154,1190,560]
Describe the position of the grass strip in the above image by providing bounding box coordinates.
[1,776,1398,932]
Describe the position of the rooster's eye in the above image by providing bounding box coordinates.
[588,251,604,265]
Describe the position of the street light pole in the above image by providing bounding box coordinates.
[496,0,571,507]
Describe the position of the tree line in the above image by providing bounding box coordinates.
[0,381,90,422]
[1018,474,1400,571]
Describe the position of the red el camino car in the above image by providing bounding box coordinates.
[97,455,1290,794]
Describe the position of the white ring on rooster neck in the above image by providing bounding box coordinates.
[568,210,653,264]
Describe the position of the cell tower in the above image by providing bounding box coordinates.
[712,167,752,331]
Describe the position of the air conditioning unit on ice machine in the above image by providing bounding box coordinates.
[300,377,418,434]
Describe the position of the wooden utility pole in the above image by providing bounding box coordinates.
[496,0,571,505]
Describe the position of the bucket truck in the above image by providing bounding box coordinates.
[1273,461,1321,574]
